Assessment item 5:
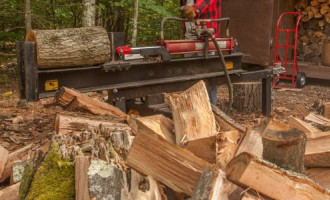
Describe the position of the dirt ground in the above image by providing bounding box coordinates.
[1,58,330,153]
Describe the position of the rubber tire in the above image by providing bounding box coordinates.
[296,72,306,88]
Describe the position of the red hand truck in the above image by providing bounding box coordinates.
[273,12,305,88]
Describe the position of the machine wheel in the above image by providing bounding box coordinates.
[296,72,306,88]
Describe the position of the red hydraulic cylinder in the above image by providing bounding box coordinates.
[162,38,235,55]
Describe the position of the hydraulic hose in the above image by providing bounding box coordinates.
[203,30,233,113]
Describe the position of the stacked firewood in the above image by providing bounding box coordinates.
[0,82,330,200]
[295,0,330,64]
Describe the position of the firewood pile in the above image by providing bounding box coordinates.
[0,81,329,200]
[295,0,330,64]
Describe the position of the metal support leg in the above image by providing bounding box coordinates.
[262,76,272,117]
[24,42,38,101]
[114,99,126,113]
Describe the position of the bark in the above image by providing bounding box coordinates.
[261,120,306,173]
[226,152,330,200]
[192,168,228,200]
[88,159,123,200]
[25,26,111,68]
[82,0,96,27]
[24,0,32,33]
[131,0,139,47]
[232,82,261,113]
[126,129,211,195]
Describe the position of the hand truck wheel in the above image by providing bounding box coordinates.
[296,72,306,88]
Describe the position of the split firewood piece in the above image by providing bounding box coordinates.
[217,130,241,171]
[305,168,330,189]
[191,168,228,200]
[55,113,131,135]
[0,145,9,178]
[241,193,263,200]
[212,105,247,133]
[305,135,330,167]
[122,169,164,200]
[126,129,211,195]
[166,81,217,145]
[305,112,330,127]
[288,116,320,136]
[323,102,330,119]
[235,128,263,159]
[0,182,20,200]
[226,152,330,200]
[136,114,175,144]
[75,156,90,200]
[183,136,217,163]
[0,144,32,183]
[55,87,127,120]
[261,119,306,173]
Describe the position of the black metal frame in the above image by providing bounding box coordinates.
[17,32,273,116]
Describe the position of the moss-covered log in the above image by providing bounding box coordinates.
[25,26,111,68]
[25,143,75,200]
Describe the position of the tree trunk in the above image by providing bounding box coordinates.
[24,0,32,33]
[82,0,96,27]
[25,26,110,68]
[261,120,306,173]
[233,82,261,113]
[131,0,139,47]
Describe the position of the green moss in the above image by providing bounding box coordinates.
[19,162,34,200]
[26,143,75,200]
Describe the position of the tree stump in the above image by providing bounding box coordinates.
[26,26,110,68]
[261,120,306,173]
[233,82,261,113]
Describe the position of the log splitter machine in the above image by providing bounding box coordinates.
[17,17,279,116]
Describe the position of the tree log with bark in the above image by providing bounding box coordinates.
[232,82,261,113]
[261,120,306,173]
[25,26,110,68]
